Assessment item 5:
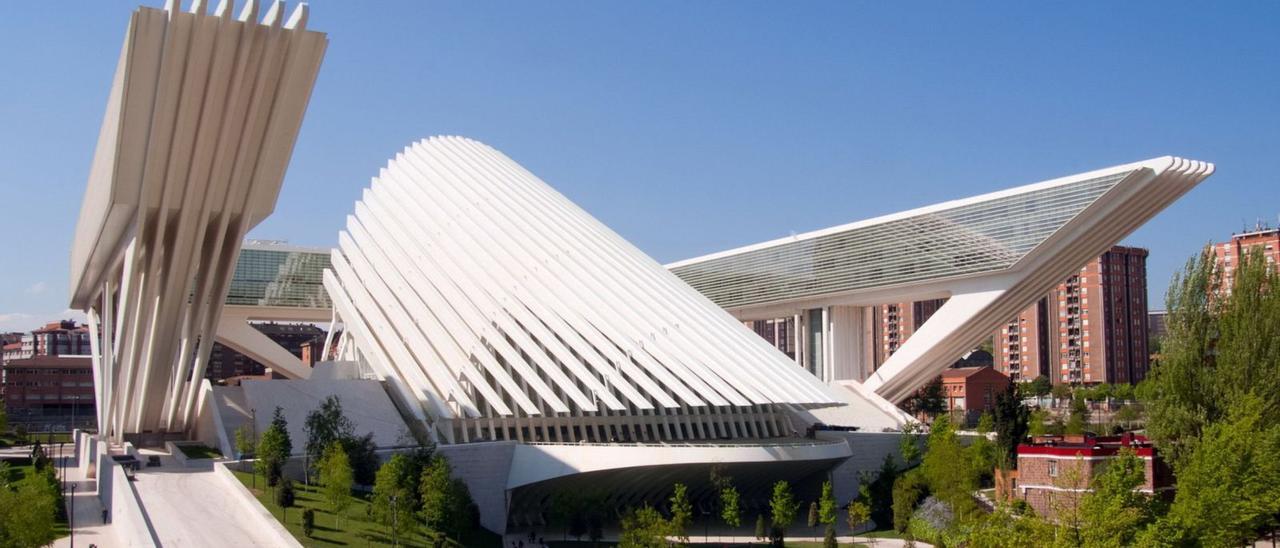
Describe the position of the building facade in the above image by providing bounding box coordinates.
[940,366,1010,422]
[992,246,1150,385]
[1213,225,1280,290]
[2,356,95,424]
[205,322,326,381]
[1012,433,1172,520]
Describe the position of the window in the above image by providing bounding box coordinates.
[1048,460,1058,477]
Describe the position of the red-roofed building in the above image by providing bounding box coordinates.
[1010,433,1173,519]
[940,366,1010,423]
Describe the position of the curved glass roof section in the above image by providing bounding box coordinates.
[226,242,332,308]
[671,171,1132,309]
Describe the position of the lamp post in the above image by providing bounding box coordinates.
[391,494,399,547]
[69,482,76,548]
[250,408,257,490]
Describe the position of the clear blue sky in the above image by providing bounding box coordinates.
[2,1,1277,331]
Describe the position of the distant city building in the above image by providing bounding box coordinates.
[992,246,1150,385]
[1,355,95,425]
[1148,310,1168,346]
[1008,433,1172,520]
[11,320,93,361]
[1213,224,1280,290]
[874,299,947,368]
[940,366,1010,423]
[206,322,326,381]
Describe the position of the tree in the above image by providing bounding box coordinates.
[975,411,994,434]
[818,479,837,526]
[1077,447,1154,547]
[910,377,946,419]
[1065,394,1090,434]
[256,407,292,487]
[341,431,379,486]
[304,396,355,481]
[1028,376,1053,397]
[898,421,923,467]
[420,455,474,540]
[372,454,417,542]
[992,385,1030,470]
[0,479,58,548]
[720,485,741,530]
[823,523,837,548]
[1143,395,1280,545]
[769,480,798,546]
[319,442,353,525]
[619,505,671,548]
[276,479,296,521]
[861,454,898,529]
[920,415,977,515]
[847,500,871,534]
[669,483,692,543]
[754,513,767,540]
[1050,383,1072,404]
[1027,408,1050,438]
[1112,383,1135,402]
[302,508,316,538]
[892,471,926,533]
[807,501,819,528]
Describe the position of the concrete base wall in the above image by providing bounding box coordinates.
[438,442,517,534]
[818,431,913,507]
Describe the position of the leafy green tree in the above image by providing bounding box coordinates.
[860,454,898,528]
[892,471,927,533]
[1141,248,1280,470]
[619,505,671,548]
[807,501,819,529]
[818,479,837,525]
[720,485,741,529]
[371,453,417,542]
[1077,447,1154,547]
[0,479,58,548]
[419,455,474,540]
[341,431,379,486]
[1050,383,1072,403]
[1026,408,1050,438]
[769,480,798,546]
[754,513,766,540]
[823,523,837,548]
[319,442,353,525]
[992,385,1029,470]
[898,421,923,466]
[911,377,946,419]
[847,499,871,533]
[920,415,978,515]
[1028,375,1053,397]
[0,401,7,435]
[276,478,296,509]
[1065,394,1090,435]
[256,407,292,487]
[669,482,692,543]
[1143,395,1280,546]
[975,411,995,434]
[1112,383,1135,402]
[304,396,354,482]
[964,504,1053,547]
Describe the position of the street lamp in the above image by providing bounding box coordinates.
[69,482,76,548]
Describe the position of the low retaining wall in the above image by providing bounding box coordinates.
[95,437,160,547]
[214,462,303,547]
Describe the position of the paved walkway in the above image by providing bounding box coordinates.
[52,448,116,548]
[128,449,295,547]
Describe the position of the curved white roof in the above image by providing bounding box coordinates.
[324,137,844,429]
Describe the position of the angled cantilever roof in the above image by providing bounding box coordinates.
[70,0,327,308]
[669,157,1213,311]
[324,137,844,422]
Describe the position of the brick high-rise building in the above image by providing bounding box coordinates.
[873,298,947,368]
[1213,224,1280,290]
[993,245,1150,385]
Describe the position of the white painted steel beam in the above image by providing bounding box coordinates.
[69,1,326,442]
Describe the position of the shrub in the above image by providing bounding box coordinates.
[302,509,315,538]
[276,479,295,509]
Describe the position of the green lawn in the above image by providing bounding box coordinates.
[231,469,500,547]
[175,443,222,460]
[548,542,868,547]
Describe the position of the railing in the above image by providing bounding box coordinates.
[520,438,846,449]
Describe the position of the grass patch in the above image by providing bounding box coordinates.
[2,463,72,539]
[175,443,222,460]
[548,542,868,547]
[230,468,500,547]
